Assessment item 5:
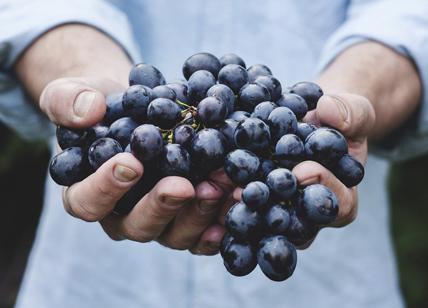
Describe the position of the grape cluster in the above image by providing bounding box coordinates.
[49,52,364,281]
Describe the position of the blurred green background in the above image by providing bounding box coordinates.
[0,122,427,308]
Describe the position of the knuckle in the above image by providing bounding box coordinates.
[72,203,102,222]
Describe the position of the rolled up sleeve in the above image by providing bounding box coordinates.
[317,0,428,161]
[0,0,141,140]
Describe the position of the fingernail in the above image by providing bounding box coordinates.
[163,196,188,206]
[197,200,218,213]
[113,165,138,182]
[74,91,96,117]
[207,241,220,251]
[332,96,348,121]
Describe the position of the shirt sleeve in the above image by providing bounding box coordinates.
[0,0,141,140]
[317,0,428,162]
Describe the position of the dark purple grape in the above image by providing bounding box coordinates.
[242,181,270,211]
[228,110,251,122]
[264,204,291,235]
[124,144,131,153]
[187,70,216,105]
[276,93,308,120]
[49,147,90,186]
[56,126,87,150]
[296,122,317,142]
[286,210,318,246]
[197,96,227,127]
[122,85,153,121]
[222,236,257,277]
[332,154,364,187]
[182,52,221,80]
[258,158,276,181]
[290,81,323,110]
[257,235,297,281]
[206,84,236,114]
[224,149,260,186]
[218,64,249,94]
[267,106,298,142]
[220,232,234,258]
[166,82,189,104]
[88,137,123,170]
[147,98,182,129]
[160,143,191,177]
[251,101,277,122]
[190,128,227,172]
[129,63,166,88]
[234,117,271,154]
[173,125,195,149]
[130,124,164,162]
[238,83,271,112]
[300,184,339,225]
[247,64,272,83]
[255,75,282,102]
[104,92,126,124]
[85,124,109,145]
[152,85,177,100]
[274,134,305,169]
[305,127,348,167]
[107,117,138,148]
[225,201,262,240]
[266,168,297,201]
[218,119,238,150]
[219,53,246,68]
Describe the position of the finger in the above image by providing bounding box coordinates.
[232,187,243,201]
[39,77,124,128]
[106,177,195,243]
[315,93,376,140]
[63,153,143,222]
[216,193,237,226]
[189,224,226,255]
[293,160,357,227]
[208,168,235,193]
[158,181,224,249]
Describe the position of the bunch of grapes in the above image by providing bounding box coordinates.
[49,52,364,281]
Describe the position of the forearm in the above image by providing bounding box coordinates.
[317,41,422,139]
[15,24,132,102]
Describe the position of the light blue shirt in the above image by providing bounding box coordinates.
[1,1,428,307]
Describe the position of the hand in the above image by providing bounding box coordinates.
[41,76,234,255]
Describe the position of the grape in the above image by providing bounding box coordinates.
[104,92,126,124]
[49,147,89,186]
[218,119,238,150]
[130,124,163,162]
[56,126,87,150]
[206,84,236,115]
[224,149,260,186]
[332,154,364,187]
[267,106,298,142]
[255,75,282,102]
[274,134,305,169]
[296,122,317,141]
[190,128,227,172]
[219,53,246,68]
[147,98,182,129]
[238,83,271,112]
[222,236,257,277]
[88,137,123,170]
[266,168,297,200]
[122,85,153,121]
[276,93,308,120]
[166,82,189,104]
[197,96,227,127]
[182,52,221,80]
[234,117,271,154]
[251,101,277,122]
[129,63,166,88]
[286,210,318,246]
[264,204,291,235]
[257,235,297,281]
[152,85,177,100]
[247,64,272,82]
[290,81,323,110]
[107,117,138,148]
[300,184,339,225]
[242,181,270,211]
[160,143,191,177]
[228,110,250,122]
[218,64,249,94]
[85,124,109,145]
[173,125,195,149]
[258,158,276,181]
[225,201,262,240]
[187,70,217,105]
[305,127,348,167]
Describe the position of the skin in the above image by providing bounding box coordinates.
[15,25,421,253]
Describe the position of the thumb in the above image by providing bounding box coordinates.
[39,77,125,128]
[316,93,376,139]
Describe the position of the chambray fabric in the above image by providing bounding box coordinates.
[1,0,427,307]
